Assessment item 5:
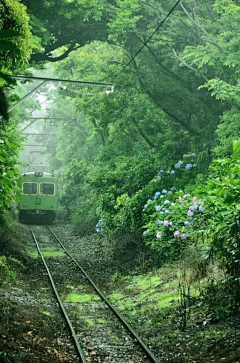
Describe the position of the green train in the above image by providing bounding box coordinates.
[18,171,58,224]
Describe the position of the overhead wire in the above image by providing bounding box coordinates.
[111,0,181,82]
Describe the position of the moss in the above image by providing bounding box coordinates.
[65,293,100,303]
[97,318,107,325]
[28,246,66,258]
[84,318,94,326]
[42,310,51,317]
[28,250,38,259]
[42,251,66,257]
[127,275,162,290]
[109,292,125,302]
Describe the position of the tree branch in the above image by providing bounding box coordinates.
[171,50,240,112]
[172,48,209,82]
[31,42,81,63]
[130,117,158,149]
[131,59,199,136]
[180,1,223,52]
[132,32,185,83]
[92,119,106,146]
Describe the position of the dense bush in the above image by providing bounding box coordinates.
[197,140,240,279]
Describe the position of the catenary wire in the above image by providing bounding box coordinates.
[112,0,181,82]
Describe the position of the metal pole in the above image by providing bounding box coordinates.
[21,119,38,132]
[22,144,45,146]
[22,133,54,136]
[0,80,48,120]
[16,117,70,120]
[8,80,47,113]
[11,75,114,89]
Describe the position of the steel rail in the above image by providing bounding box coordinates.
[1,357,12,363]
[30,227,87,363]
[47,226,160,363]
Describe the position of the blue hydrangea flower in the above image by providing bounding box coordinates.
[191,153,196,157]
[156,220,163,225]
[181,233,187,240]
[193,203,199,210]
[165,210,169,214]
[155,205,162,212]
[164,200,170,204]
[154,191,161,199]
[156,231,162,239]
[199,206,204,213]
[175,162,181,169]
[157,176,161,181]
[96,227,106,233]
[96,218,103,227]
[184,221,189,226]
[162,189,168,194]
[186,164,193,170]
[171,170,175,174]
[188,210,194,217]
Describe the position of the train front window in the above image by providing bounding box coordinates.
[40,183,54,195]
[23,182,37,195]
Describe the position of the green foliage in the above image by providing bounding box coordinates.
[108,0,143,43]
[0,0,32,68]
[0,130,22,213]
[213,108,240,157]
[21,0,109,62]
[0,255,16,285]
[0,0,32,219]
[197,140,240,281]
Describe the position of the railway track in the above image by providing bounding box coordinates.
[30,225,160,363]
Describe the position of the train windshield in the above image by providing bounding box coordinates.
[23,182,37,195]
[40,183,54,195]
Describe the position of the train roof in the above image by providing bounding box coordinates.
[21,172,56,178]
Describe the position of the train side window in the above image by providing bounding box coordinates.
[40,183,54,195]
[23,182,38,195]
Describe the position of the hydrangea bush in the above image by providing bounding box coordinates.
[96,153,202,251]
[142,190,204,260]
